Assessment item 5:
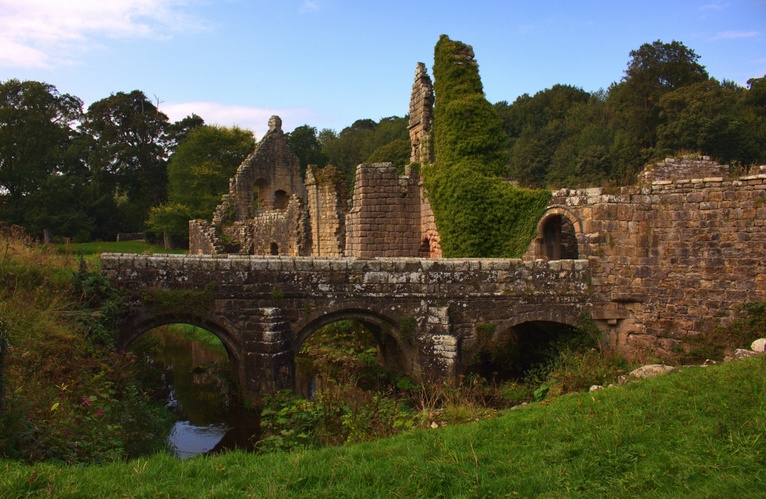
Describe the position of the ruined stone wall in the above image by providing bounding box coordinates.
[408,63,435,165]
[637,156,730,184]
[305,165,348,257]
[533,160,766,357]
[189,219,221,255]
[221,196,310,256]
[345,164,422,257]
[228,116,304,221]
[419,182,442,258]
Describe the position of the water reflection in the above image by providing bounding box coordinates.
[139,326,259,459]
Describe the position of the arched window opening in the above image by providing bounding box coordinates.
[542,215,578,260]
[254,178,269,213]
[273,190,289,210]
[270,242,279,255]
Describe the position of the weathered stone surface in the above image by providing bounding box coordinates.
[103,254,590,402]
[732,348,759,360]
[629,364,675,379]
[526,158,766,358]
[751,338,766,352]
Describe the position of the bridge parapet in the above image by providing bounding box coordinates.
[101,254,590,299]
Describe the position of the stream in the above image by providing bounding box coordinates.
[139,327,260,459]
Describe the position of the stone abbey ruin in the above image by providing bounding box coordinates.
[188,62,441,260]
[104,50,766,400]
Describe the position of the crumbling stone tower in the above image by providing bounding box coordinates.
[409,62,435,165]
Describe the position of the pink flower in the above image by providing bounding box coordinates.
[81,396,92,407]
[95,409,105,417]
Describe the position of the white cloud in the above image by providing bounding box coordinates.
[299,0,319,14]
[161,101,318,138]
[0,0,208,68]
[710,30,760,41]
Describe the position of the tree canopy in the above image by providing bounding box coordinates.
[148,125,255,245]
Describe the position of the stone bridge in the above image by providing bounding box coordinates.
[101,254,591,402]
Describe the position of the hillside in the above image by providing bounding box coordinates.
[2,355,765,497]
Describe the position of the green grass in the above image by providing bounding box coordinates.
[52,240,187,257]
[3,356,765,498]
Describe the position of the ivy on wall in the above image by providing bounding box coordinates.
[423,35,550,258]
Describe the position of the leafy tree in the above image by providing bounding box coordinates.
[366,139,411,173]
[287,124,328,176]
[656,79,762,163]
[148,125,254,245]
[80,90,171,233]
[423,35,549,258]
[0,79,84,237]
[608,40,708,149]
[320,116,408,186]
[499,85,591,187]
[165,113,205,151]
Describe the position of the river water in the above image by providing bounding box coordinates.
[139,328,260,459]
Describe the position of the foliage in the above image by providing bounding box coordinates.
[0,227,171,463]
[160,124,254,240]
[319,116,409,187]
[657,79,764,164]
[366,138,411,173]
[423,35,550,258]
[79,90,172,234]
[609,39,709,150]
[0,79,87,238]
[287,124,328,177]
[4,356,766,497]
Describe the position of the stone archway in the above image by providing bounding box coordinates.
[115,313,245,397]
[295,309,415,380]
[533,206,584,260]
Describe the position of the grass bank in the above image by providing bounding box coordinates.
[3,356,765,497]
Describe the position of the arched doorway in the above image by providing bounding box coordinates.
[536,209,581,260]
[295,310,412,398]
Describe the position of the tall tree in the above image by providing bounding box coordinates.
[148,125,254,245]
[287,124,328,176]
[0,79,84,236]
[81,90,171,232]
[608,40,708,149]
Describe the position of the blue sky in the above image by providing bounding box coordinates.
[1,0,764,138]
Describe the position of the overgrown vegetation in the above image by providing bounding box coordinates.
[0,225,172,463]
[257,318,636,455]
[422,35,550,257]
[3,356,765,497]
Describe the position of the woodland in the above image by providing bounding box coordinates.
[0,39,764,245]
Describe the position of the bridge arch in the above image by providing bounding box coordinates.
[115,313,243,369]
[295,308,415,376]
[467,307,585,380]
[532,206,584,260]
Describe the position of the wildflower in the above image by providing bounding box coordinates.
[81,396,92,407]
[95,409,105,417]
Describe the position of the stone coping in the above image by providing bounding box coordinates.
[100,253,588,272]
